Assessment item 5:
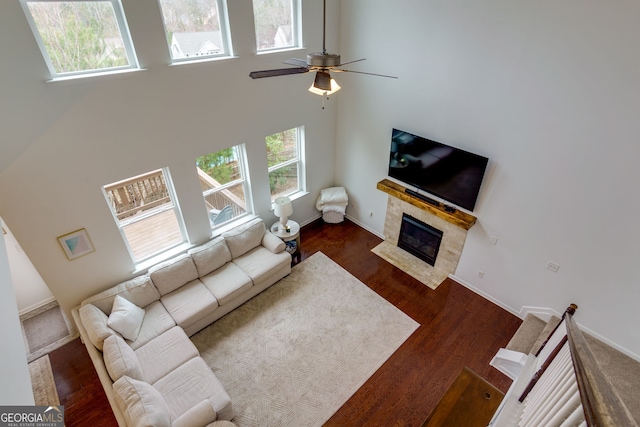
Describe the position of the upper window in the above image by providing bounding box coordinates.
[21,0,138,78]
[252,0,300,52]
[196,145,252,229]
[158,0,232,62]
[266,126,305,201]
[103,168,186,263]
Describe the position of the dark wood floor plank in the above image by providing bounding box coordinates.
[48,338,117,426]
[47,217,520,427]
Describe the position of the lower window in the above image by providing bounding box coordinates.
[102,168,186,263]
[196,145,252,229]
[266,126,305,201]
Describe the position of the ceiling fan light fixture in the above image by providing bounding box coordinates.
[309,72,341,96]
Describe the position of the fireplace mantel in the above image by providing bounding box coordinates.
[376,179,476,230]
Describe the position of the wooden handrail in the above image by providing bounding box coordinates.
[565,307,638,427]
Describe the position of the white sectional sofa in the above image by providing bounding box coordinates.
[72,218,292,427]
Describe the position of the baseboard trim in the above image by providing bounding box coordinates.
[448,274,520,318]
[344,215,384,239]
[19,297,57,318]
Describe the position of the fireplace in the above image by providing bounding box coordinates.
[398,214,443,267]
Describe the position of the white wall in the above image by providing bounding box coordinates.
[0,0,339,315]
[336,0,640,358]
[0,230,35,404]
[2,218,54,314]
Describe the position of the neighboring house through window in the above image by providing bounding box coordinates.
[266,126,305,201]
[253,0,300,52]
[158,0,232,62]
[196,145,252,229]
[102,168,186,264]
[20,0,139,79]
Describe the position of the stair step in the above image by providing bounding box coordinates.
[530,315,561,355]
[505,314,546,354]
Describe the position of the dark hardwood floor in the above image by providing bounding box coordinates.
[48,218,521,426]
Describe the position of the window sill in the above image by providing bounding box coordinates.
[168,55,239,67]
[255,46,306,56]
[46,67,147,85]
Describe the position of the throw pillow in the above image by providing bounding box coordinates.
[107,295,145,341]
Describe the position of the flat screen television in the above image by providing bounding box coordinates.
[388,128,489,212]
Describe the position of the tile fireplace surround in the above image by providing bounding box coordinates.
[373,179,476,289]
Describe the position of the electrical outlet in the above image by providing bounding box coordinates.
[489,236,498,245]
[477,270,484,278]
[546,262,560,273]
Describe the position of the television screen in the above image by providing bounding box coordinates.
[388,129,488,211]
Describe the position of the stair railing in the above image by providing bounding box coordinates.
[564,306,637,427]
[491,304,638,427]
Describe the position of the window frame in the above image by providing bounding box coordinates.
[158,0,233,64]
[253,0,302,54]
[102,167,188,265]
[20,0,140,80]
[267,125,306,202]
[197,144,254,231]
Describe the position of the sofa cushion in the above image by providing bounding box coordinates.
[134,326,199,384]
[103,334,143,382]
[81,275,160,315]
[154,357,234,421]
[107,295,145,341]
[113,376,171,427]
[160,279,219,329]
[222,218,265,259]
[233,246,292,286]
[78,303,122,351]
[149,253,199,295]
[188,237,232,277]
[127,301,176,351]
[199,262,252,306]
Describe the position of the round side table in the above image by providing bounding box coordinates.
[270,220,301,264]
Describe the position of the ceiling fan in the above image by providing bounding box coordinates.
[249,0,397,102]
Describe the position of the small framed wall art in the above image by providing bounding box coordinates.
[58,228,94,260]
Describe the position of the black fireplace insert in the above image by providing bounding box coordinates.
[397,214,443,266]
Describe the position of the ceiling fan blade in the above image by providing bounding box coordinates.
[334,69,398,79]
[283,58,308,67]
[337,58,366,67]
[249,67,309,79]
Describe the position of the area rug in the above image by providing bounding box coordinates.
[21,301,77,362]
[28,355,60,406]
[191,251,420,427]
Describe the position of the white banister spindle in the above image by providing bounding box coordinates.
[519,344,577,427]
[527,367,574,427]
[520,345,570,424]
[558,404,586,427]
[537,382,580,426]
[549,388,583,426]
